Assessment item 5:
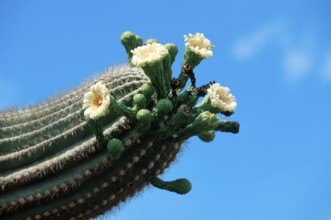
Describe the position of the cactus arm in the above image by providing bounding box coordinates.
[0,31,240,220]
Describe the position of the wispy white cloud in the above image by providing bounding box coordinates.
[232,21,284,59]
[233,20,286,60]
[283,50,313,80]
[232,19,324,82]
[282,33,316,81]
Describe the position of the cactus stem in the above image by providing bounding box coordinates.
[158,104,192,139]
[87,119,105,144]
[109,96,136,122]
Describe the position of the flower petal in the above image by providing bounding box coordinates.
[131,43,169,67]
[184,33,214,58]
[207,83,237,113]
[82,82,111,120]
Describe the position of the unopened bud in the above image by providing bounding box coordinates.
[133,94,147,109]
[107,139,124,160]
[156,99,173,116]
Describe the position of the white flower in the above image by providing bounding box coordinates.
[207,83,237,113]
[82,82,110,120]
[131,43,169,67]
[184,33,214,58]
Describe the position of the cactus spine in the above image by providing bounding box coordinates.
[0,31,239,219]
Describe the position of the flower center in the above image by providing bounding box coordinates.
[217,91,231,104]
[92,93,103,109]
[189,39,206,49]
[139,47,157,59]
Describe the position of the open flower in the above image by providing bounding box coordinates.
[83,82,110,120]
[207,83,237,113]
[131,42,171,99]
[184,33,214,58]
[131,42,169,67]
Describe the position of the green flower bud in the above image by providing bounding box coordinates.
[133,94,147,110]
[135,36,143,47]
[198,130,216,142]
[170,178,192,195]
[151,177,192,195]
[140,83,156,100]
[107,138,124,161]
[175,111,219,141]
[136,109,152,123]
[120,31,143,63]
[146,39,158,44]
[165,43,178,65]
[121,31,135,42]
[156,99,173,116]
[216,120,240,134]
[192,111,218,130]
[136,109,152,131]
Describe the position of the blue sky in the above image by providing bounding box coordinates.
[1,1,331,220]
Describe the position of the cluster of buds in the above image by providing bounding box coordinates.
[0,31,240,220]
[81,31,239,195]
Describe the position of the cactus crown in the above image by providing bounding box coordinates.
[0,31,239,219]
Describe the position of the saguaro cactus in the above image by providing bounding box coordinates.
[0,31,240,219]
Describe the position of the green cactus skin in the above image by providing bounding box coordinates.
[0,32,240,220]
[0,66,156,219]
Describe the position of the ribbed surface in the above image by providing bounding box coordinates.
[0,67,145,123]
[0,65,185,220]
[0,30,241,220]
[2,140,181,220]
[0,66,146,147]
